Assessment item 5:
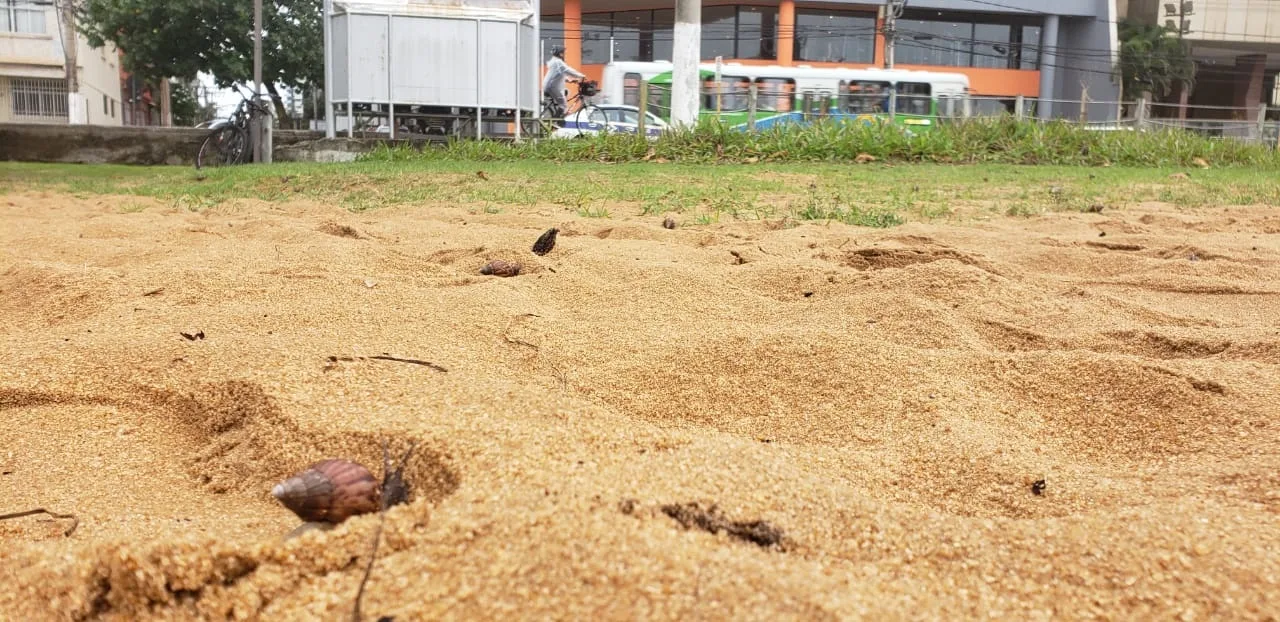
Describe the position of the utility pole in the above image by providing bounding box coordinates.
[58,0,84,123]
[1164,1,1193,37]
[670,0,701,128]
[883,0,907,70]
[1164,1,1194,122]
[252,0,264,163]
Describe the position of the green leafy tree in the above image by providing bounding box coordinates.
[76,0,322,121]
[167,79,213,126]
[1117,19,1196,100]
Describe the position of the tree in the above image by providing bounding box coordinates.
[75,0,322,121]
[168,79,214,127]
[1117,19,1196,101]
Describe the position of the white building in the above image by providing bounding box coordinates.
[1,0,125,124]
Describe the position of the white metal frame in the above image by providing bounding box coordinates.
[323,0,539,140]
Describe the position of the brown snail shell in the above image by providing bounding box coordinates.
[480,259,521,277]
[271,459,381,523]
[662,216,676,230]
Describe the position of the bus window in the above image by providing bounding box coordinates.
[702,76,750,111]
[623,73,642,107]
[896,82,932,116]
[647,81,669,117]
[754,78,794,112]
[845,81,890,114]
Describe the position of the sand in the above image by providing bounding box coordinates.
[0,189,1277,621]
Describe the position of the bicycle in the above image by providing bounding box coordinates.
[539,79,599,136]
[195,86,273,169]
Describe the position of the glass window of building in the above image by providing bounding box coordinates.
[652,9,674,61]
[971,24,1012,69]
[896,17,973,67]
[610,11,649,62]
[794,10,875,63]
[2,1,46,34]
[541,15,564,57]
[736,6,777,60]
[892,10,1043,70]
[701,6,737,60]
[1018,25,1041,69]
[581,13,613,64]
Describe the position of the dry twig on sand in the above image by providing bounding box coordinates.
[0,508,79,536]
[352,439,418,622]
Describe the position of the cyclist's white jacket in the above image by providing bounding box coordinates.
[542,57,585,95]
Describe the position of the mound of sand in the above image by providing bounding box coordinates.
[1,193,1276,620]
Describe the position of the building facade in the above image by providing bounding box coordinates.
[0,0,125,124]
[540,0,1122,120]
[1122,0,1278,122]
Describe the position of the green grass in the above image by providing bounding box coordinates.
[2,120,1276,230]
[363,116,1280,169]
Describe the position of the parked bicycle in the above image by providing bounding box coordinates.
[195,86,273,169]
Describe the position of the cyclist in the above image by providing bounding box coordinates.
[542,46,586,118]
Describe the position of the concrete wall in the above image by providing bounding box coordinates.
[0,123,325,165]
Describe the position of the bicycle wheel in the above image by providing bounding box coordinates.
[196,125,248,169]
[579,105,609,138]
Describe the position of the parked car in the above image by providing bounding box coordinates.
[551,104,668,140]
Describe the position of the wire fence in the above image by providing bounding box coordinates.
[622,83,1279,148]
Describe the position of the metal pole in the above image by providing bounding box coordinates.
[253,0,263,163]
[515,17,525,141]
[1257,103,1268,143]
[347,10,354,138]
[671,0,701,128]
[539,38,545,139]
[883,1,904,70]
[58,0,83,124]
[638,80,648,135]
[532,11,540,140]
[476,19,483,140]
[323,0,334,138]
[387,14,395,140]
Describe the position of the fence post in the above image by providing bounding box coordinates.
[1256,103,1268,142]
[638,81,648,137]
[962,96,972,119]
[1137,92,1150,130]
[1014,95,1024,120]
[747,83,757,131]
[263,107,273,163]
[1078,85,1088,124]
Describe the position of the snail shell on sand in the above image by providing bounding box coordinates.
[480,259,521,277]
[271,459,381,524]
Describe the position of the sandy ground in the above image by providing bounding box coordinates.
[0,188,1277,621]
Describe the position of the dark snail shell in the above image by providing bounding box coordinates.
[532,228,558,256]
[480,259,521,277]
[271,459,381,523]
[662,216,676,230]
